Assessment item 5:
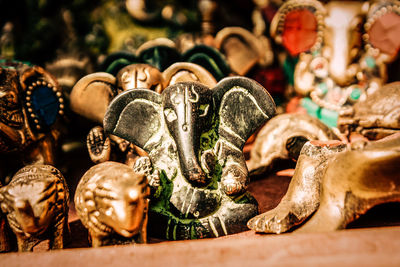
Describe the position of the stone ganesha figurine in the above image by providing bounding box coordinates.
[104,77,276,240]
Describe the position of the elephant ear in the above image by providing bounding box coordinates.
[215,27,266,75]
[271,0,325,57]
[163,62,217,88]
[70,73,117,124]
[104,89,163,149]
[213,77,276,149]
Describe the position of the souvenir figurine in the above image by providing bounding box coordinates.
[247,113,339,176]
[104,77,276,240]
[0,164,69,252]
[74,161,149,247]
[248,133,400,233]
[70,62,216,166]
[271,0,400,127]
[0,61,65,183]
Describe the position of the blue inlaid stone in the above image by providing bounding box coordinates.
[31,86,60,126]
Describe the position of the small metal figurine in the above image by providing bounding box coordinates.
[104,77,276,240]
[74,161,149,247]
[248,113,339,176]
[70,62,216,167]
[271,0,400,127]
[248,133,400,233]
[0,164,69,252]
[0,61,65,183]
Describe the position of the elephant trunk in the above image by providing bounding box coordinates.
[328,26,349,86]
[178,134,209,187]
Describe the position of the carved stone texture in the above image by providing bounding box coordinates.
[0,164,69,252]
[249,133,400,233]
[248,113,338,176]
[104,77,276,240]
[338,82,400,141]
[75,161,149,247]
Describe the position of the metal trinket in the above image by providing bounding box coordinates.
[75,161,149,247]
[104,77,276,240]
[0,164,69,252]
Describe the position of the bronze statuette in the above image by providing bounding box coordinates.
[75,161,149,247]
[104,77,276,240]
[0,164,69,252]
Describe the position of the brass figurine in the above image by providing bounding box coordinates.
[248,113,339,176]
[0,61,65,183]
[75,161,149,247]
[104,77,276,240]
[0,164,69,252]
[248,133,400,233]
[271,0,400,127]
[248,140,346,233]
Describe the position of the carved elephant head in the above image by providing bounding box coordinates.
[0,62,64,165]
[104,77,275,188]
[70,62,217,124]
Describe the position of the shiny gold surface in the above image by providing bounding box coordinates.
[248,133,400,233]
[0,165,69,252]
[248,113,338,176]
[75,161,149,247]
[248,140,346,233]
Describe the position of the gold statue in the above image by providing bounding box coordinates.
[248,133,400,233]
[74,161,149,247]
[0,165,69,252]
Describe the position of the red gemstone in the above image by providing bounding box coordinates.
[368,12,400,58]
[282,9,318,56]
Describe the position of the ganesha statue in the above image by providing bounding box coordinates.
[104,77,276,240]
[271,0,400,127]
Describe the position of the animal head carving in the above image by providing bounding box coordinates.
[75,161,149,238]
[0,165,68,237]
[104,77,276,187]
